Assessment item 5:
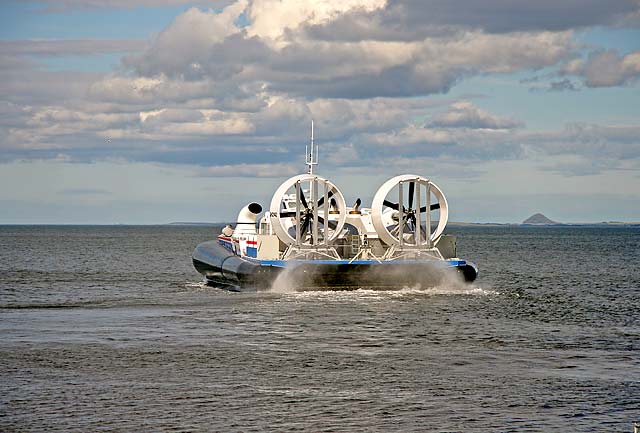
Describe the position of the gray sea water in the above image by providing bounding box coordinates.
[0,225,638,432]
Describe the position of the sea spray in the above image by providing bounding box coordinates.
[353,260,470,292]
[268,259,485,294]
[269,266,298,293]
[268,264,325,293]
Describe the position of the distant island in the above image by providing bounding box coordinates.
[522,213,558,225]
[448,214,639,227]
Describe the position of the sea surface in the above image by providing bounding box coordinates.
[0,225,638,432]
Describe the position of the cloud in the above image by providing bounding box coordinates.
[539,156,623,176]
[0,39,146,106]
[0,39,145,57]
[26,0,234,12]
[428,102,524,129]
[123,2,575,99]
[577,49,640,87]
[58,188,111,195]
[346,118,640,176]
[126,4,250,79]
[196,162,299,177]
[525,48,640,91]
[246,0,387,44]
[0,68,103,105]
[517,122,640,175]
[24,0,640,33]
[89,75,214,104]
[2,0,640,181]
[360,124,525,163]
[524,123,640,159]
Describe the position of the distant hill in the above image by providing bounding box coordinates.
[522,213,558,225]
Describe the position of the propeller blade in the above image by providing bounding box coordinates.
[316,189,334,207]
[318,216,338,230]
[383,199,400,210]
[419,203,441,212]
[300,216,310,237]
[280,211,297,218]
[408,182,415,209]
[298,188,308,209]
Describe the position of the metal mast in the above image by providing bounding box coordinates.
[305,120,318,175]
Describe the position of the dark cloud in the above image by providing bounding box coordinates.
[122,4,574,100]
[527,78,581,92]
[548,79,580,92]
[304,0,639,41]
[267,64,462,99]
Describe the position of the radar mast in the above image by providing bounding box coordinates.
[305,120,318,175]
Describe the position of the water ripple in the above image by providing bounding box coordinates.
[1,225,639,432]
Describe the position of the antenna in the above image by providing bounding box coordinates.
[305,119,318,175]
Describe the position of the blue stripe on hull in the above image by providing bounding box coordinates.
[248,258,466,268]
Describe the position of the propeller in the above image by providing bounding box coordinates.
[269,174,348,246]
[371,174,449,246]
[282,199,341,242]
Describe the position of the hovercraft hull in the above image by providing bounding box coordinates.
[193,241,478,291]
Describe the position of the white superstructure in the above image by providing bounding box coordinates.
[223,123,455,263]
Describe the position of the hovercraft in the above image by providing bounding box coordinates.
[193,127,478,291]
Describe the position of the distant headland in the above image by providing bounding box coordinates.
[448,213,639,227]
[167,222,227,226]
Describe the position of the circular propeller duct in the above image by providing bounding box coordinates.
[371,174,449,247]
[269,174,347,246]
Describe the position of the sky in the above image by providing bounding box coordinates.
[1,0,639,224]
